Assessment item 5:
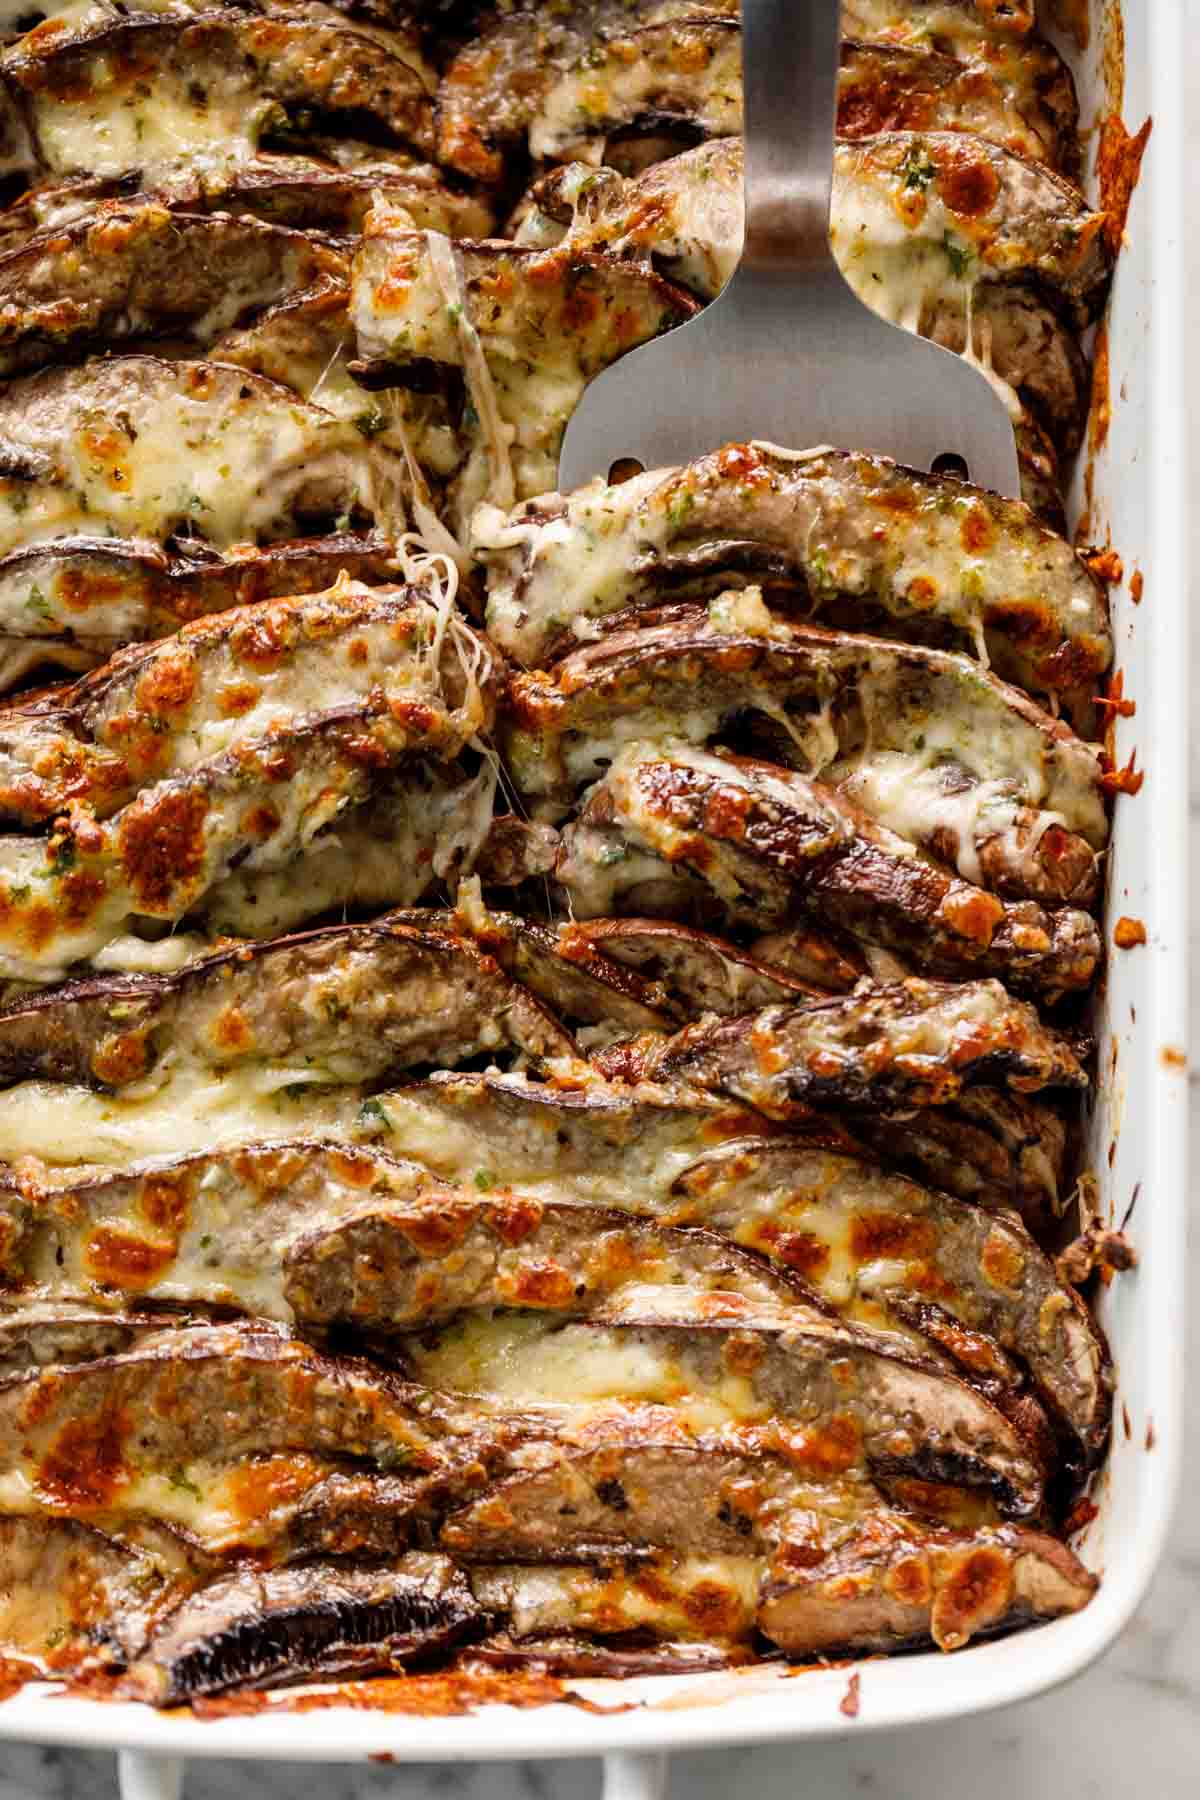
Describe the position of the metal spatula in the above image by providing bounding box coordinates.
[557,0,1021,497]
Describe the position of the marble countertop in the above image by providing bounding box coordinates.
[3,19,1198,1800]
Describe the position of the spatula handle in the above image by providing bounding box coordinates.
[740,0,841,276]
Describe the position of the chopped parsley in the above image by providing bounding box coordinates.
[900,147,937,192]
[378,1443,414,1472]
[47,834,76,873]
[808,548,835,592]
[24,583,50,621]
[942,232,974,280]
[667,490,696,528]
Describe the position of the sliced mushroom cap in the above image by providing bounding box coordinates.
[0,1139,432,1314]
[760,1521,1096,1656]
[0,736,493,981]
[558,743,1101,995]
[0,580,496,824]
[418,1300,1046,1516]
[749,922,868,994]
[211,286,377,435]
[515,142,743,297]
[526,16,741,164]
[525,30,1073,172]
[442,1443,827,1562]
[0,1319,516,1552]
[476,1517,1095,1660]
[836,39,1077,174]
[650,977,1086,1115]
[0,1515,198,1672]
[919,278,1090,456]
[565,917,824,1018]
[403,905,675,1035]
[0,1300,176,1371]
[0,1136,800,1323]
[0,206,348,380]
[434,0,738,183]
[370,1051,1074,1238]
[370,1070,766,1215]
[0,155,493,246]
[852,1087,1068,1227]
[127,1554,481,1704]
[0,918,579,1087]
[476,443,1111,713]
[668,1137,1110,1452]
[199,760,501,941]
[153,156,495,237]
[2,9,437,187]
[507,602,1105,904]
[830,131,1109,327]
[0,534,404,679]
[0,1317,450,1465]
[429,903,818,1036]
[0,355,393,558]
[284,1199,803,1331]
[0,571,506,974]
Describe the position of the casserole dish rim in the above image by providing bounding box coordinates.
[0,0,1184,1774]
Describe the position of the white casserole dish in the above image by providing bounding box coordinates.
[0,5,1185,1796]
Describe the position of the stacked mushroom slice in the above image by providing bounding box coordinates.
[0,0,1123,1704]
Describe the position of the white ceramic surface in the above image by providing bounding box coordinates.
[0,1,1191,1793]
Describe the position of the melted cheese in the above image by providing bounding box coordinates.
[528,19,741,161]
[406,1313,767,1432]
[201,758,496,940]
[81,585,461,781]
[0,1067,359,1169]
[0,0,218,40]
[472,1555,761,1642]
[370,1080,715,1216]
[0,752,364,980]
[841,0,1030,46]
[841,753,1042,887]
[28,64,255,187]
[477,443,1109,690]
[0,1453,330,1552]
[0,579,497,976]
[531,615,1105,874]
[0,360,378,561]
[23,1146,403,1320]
[829,150,1023,415]
[13,1,434,186]
[90,932,213,975]
[352,229,687,533]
